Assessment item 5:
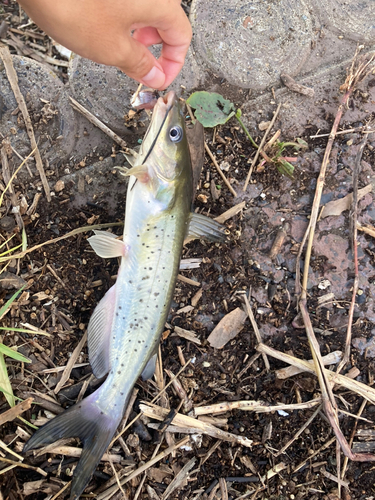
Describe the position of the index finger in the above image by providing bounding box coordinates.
[155,9,192,88]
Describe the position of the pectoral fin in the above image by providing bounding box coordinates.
[88,231,127,258]
[124,164,150,183]
[124,150,139,167]
[186,212,227,243]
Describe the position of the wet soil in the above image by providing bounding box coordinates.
[1,3,375,500]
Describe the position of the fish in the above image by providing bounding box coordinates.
[23,91,226,499]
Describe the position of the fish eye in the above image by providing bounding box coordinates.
[169,126,183,143]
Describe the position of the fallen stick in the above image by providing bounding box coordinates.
[0,46,51,201]
[258,343,375,409]
[191,399,320,417]
[243,103,281,191]
[276,350,342,379]
[54,332,87,394]
[0,397,33,426]
[337,132,369,373]
[204,142,237,197]
[280,73,314,97]
[140,403,253,448]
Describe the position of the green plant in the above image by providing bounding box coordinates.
[0,287,31,407]
[187,91,308,179]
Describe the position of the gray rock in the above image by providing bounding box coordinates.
[0,55,76,172]
[190,0,313,90]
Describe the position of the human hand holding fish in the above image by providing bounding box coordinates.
[24,92,227,499]
[17,0,192,89]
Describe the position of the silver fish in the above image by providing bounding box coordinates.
[24,91,226,499]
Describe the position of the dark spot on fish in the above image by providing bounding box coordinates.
[78,405,82,409]
[154,292,159,297]
[137,234,140,237]
[123,316,125,320]
[116,312,119,316]
[146,245,150,248]
[101,411,104,415]
[149,267,153,270]
[130,323,133,328]
[119,306,122,309]
[118,371,121,374]
[121,392,124,395]
[142,276,150,280]
[134,349,137,352]
[138,340,141,344]
[139,299,143,303]
[144,316,148,320]
[156,235,159,237]
[121,363,124,367]
[142,243,145,246]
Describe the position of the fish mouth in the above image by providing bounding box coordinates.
[154,91,177,116]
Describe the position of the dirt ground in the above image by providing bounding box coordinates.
[1,3,375,500]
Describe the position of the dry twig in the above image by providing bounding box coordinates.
[69,96,132,153]
[204,142,237,197]
[243,103,281,190]
[295,46,375,463]
[337,132,369,372]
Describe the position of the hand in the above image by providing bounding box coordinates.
[18,0,192,89]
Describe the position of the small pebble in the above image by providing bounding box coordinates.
[54,180,65,192]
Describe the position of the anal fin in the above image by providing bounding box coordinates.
[87,284,117,379]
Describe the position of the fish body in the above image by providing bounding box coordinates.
[24,92,225,499]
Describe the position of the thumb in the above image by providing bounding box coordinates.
[117,37,166,89]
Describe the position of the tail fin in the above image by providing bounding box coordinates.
[23,391,123,500]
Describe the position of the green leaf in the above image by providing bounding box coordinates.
[0,354,15,407]
[296,137,309,149]
[0,343,30,363]
[0,286,25,318]
[276,159,295,179]
[22,227,27,252]
[186,91,235,128]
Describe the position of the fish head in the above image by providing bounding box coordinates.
[143,92,190,191]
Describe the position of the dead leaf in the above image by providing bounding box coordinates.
[0,271,27,290]
[321,183,372,218]
[207,308,247,348]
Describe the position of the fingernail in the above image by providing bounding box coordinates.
[141,66,165,89]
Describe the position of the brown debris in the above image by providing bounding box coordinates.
[0,397,33,426]
[280,73,315,97]
[207,307,247,349]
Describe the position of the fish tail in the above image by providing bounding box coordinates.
[23,390,124,500]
